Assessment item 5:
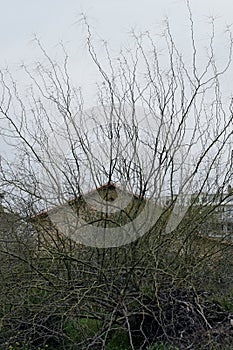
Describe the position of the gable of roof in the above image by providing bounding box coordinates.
[31,182,142,221]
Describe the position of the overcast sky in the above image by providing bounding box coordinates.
[0,0,232,189]
[1,0,233,63]
[0,0,232,127]
[0,0,232,97]
[0,0,232,110]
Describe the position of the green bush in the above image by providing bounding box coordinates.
[105,330,130,350]
[146,344,179,350]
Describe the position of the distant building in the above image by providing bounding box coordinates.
[159,188,233,239]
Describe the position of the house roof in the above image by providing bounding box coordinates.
[30,181,142,221]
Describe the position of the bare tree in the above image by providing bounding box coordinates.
[0,9,233,350]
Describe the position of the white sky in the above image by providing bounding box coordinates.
[0,0,233,152]
[1,0,233,64]
[0,0,232,200]
[0,0,232,91]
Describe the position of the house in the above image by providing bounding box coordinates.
[30,182,148,250]
[30,182,233,255]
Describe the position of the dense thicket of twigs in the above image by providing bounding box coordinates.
[0,234,233,349]
[0,3,233,349]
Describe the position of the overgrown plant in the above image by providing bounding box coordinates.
[0,2,233,349]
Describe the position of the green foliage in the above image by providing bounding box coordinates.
[105,330,130,349]
[146,344,179,350]
[212,294,233,312]
[63,316,102,343]
[3,336,49,350]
